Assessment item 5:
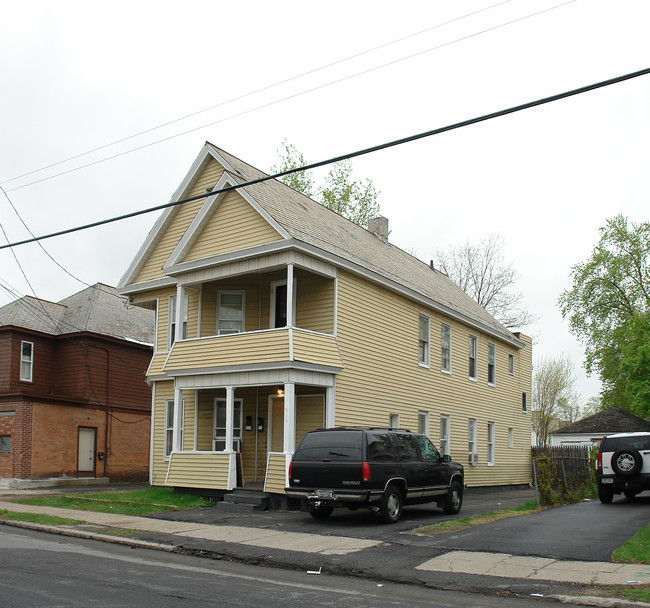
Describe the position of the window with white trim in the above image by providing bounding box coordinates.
[508,427,514,448]
[440,414,450,456]
[487,342,496,385]
[418,314,430,367]
[522,392,528,413]
[487,422,495,465]
[468,335,477,380]
[168,293,188,349]
[468,418,477,464]
[20,341,33,382]
[389,413,400,429]
[214,398,243,452]
[164,399,184,458]
[508,354,514,375]
[441,323,451,373]
[218,291,245,335]
[418,411,429,436]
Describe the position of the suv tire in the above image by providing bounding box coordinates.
[611,447,643,479]
[443,480,463,514]
[378,484,402,524]
[598,484,614,504]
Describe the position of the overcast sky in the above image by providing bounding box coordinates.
[1,0,649,404]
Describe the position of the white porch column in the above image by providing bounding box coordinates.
[282,382,296,454]
[225,386,235,452]
[286,263,294,327]
[325,385,336,428]
[172,387,183,452]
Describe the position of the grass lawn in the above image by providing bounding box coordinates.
[14,487,212,516]
[0,509,84,526]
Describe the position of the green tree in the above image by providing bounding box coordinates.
[559,215,650,416]
[271,140,380,227]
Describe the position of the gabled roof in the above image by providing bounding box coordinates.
[0,284,154,345]
[553,407,650,434]
[120,142,524,347]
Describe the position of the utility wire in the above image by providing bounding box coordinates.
[4,0,575,193]
[0,0,516,187]
[1,65,648,252]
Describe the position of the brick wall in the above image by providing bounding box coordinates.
[0,405,15,478]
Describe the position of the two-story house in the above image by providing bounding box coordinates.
[0,283,154,486]
[118,143,532,500]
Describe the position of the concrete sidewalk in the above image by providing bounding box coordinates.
[0,494,650,605]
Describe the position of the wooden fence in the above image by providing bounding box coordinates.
[531,445,595,504]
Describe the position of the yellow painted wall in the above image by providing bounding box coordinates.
[151,380,174,487]
[134,159,226,283]
[165,452,230,488]
[185,190,282,261]
[334,270,532,487]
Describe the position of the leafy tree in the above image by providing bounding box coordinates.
[433,233,535,329]
[559,215,650,416]
[271,140,380,227]
[532,354,579,446]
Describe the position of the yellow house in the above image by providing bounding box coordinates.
[118,143,532,502]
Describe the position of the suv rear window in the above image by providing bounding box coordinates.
[293,430,363,461]
[602,435,650,451]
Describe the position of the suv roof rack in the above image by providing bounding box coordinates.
[314,426,413,433]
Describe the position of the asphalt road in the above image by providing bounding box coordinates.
[0,526,546,608]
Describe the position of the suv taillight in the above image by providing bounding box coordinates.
[289,460,293,478]
[362,461,371,483]
[596,453,602,471]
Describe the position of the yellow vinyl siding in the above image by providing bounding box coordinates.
[147,352,168,378]
[292,330,342,369]
[295,271,334,334]
[334,269,531,487]
[264,453,288,493]
[134,159,226,283]
[200,275,262,336]
[163,331,290,372]
[185,190,282,262]
[151,381,174,486]
[164,452,231,488]
[296,395,324,448]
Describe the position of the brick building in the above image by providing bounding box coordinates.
[0,283,154,485]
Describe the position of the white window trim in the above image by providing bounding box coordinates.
[418,410,430,436]
[20,340,34,382]
[487,342,496,386]
[508,427,514,449]
[389,413,400,429]
[167,293,188,350]
[468,418,477,465]
[487,421,495,466]
[468,335,477,382]
[522,392,528,413]
[508,354,514,375]
[164,399,184,460]
[270,279,297,329]
[440,414,451,457]
[217,290,246,335]
[418,314,430,368]
[213,398,243,452]
[441,323,452,374]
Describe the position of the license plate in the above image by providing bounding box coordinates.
[601,477,613,484]
[316,489,335,499]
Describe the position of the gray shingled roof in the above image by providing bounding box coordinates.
[553,407,650,434]
[208,143,519,346]
[0,284,154,345]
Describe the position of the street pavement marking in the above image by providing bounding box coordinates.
[416,551,647,585]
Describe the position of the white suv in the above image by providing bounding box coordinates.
[596,432,650,503]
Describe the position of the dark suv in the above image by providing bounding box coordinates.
[596,432,650,503]
[285,427,464,523]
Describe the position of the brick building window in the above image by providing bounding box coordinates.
[0,436,10,452]
[20,341,34,382]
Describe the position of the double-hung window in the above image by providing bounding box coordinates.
[468,335,477,380]
[164,399,184,458]
[508,354,514,375]
[20,341,34,382]
[214,398,243,451]
[440,414,450,457]
[468,418,477,464]
[418,314,430,367]
[218,292,245,335]
[522,392,528,413]
[487,422,495,465]
[441,323,451,373]
[418,411,429,436]
[487,343,496,385]
[168,293,188,349]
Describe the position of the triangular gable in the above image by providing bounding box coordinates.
[165,171,288,269]
[119,144,229,288]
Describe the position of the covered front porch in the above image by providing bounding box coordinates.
[163,375,335,497]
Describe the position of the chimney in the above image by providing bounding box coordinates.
[368,216,389,243]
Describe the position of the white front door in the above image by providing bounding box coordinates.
[77,427,96,474]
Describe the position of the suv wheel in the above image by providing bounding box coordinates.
[310,505,334,519]
[598,484,614,504]
[611,447,643,479]
[378,484,402,524]
[443,480,463,514]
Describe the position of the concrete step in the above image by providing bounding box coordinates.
[224,488,270,510]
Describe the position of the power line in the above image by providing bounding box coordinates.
[4,0,575,193]
[1,65,648,252]
[0,0,516,188]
